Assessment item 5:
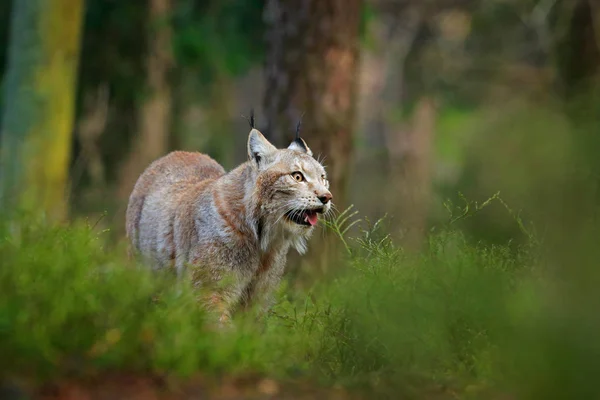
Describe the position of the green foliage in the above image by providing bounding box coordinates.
[274,208,524,395]
[0,216,266,379]
[172,0,265,82]
[2,200,600,398]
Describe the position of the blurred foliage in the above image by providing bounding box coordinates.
[70,0,265,188]
[0,215,266,378]
[3,194,600,398]
[172,0,265,83]
[2,0,596,213]
[78,0,265,98]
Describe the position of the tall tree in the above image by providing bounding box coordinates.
[0,0,84,220]
[263,0,363,205]
[117,0,173,202]
[555,0,600,97]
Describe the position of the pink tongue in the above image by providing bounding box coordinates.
[306,211,318,226]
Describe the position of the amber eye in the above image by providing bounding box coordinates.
[291,172,304,182]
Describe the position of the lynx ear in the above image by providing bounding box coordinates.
[248,129,277,166]
[288,138,313,157]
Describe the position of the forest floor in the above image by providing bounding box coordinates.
[33,373,358,400]
[23,372,463,400]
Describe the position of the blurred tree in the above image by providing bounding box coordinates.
[0,1,12,117]
[66,0,266,225]
[73,83,110,189]
[0,0,84,220]
[554,0,600,99]
[365,0,463,249]
[552,0,600,208]
[74,1,146,187]
[170,0,265,168]
[263,0,364,205]
[117,0,174,202]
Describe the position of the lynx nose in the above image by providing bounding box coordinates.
[318,192,333,204]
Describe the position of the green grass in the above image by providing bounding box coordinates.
[1,201,600,399]
[0,215,266,379]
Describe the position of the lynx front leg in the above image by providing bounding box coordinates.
[194,269,252,325]
[240,247,288,316]
[241,266,285,318]
[206,291,240,325]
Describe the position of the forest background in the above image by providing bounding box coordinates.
[1,1,600,399]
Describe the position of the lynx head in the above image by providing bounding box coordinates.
[247,128,332,253]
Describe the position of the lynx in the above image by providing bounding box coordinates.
[125,126,332,322]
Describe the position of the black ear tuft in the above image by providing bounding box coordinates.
[243,108,255,129]
[295,112,305,140]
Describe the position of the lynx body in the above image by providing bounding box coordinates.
[125,129,332,321]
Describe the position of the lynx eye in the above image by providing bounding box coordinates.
[291,171,305,182]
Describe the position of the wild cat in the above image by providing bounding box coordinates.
[125,122,332,323]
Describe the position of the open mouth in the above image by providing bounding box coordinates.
[285,208,324,227]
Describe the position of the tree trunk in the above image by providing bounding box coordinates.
[0,0,84,220]
[375,4,439,251]
[263,0,363,207]
[117,0,173,202]
[390,97,436,251]
[555,0,600,97]
[72,83,110,190]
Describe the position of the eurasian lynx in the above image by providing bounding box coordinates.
[126,127,332,322]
